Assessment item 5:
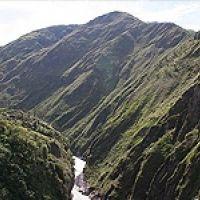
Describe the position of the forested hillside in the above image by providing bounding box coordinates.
[0,109,74,200]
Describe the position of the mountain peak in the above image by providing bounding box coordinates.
[88,11,142,26]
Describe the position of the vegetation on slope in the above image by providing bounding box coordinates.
[69,34,199,156]
[0,109,74,200]
[0,12,189,119]
[0,11,199,200]
[80,37,200,199]
[84,81,200,200]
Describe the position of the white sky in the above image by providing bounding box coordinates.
[0,0,200,46]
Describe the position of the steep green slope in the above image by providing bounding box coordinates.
[81,39,200,199]
[69,35,199,154]
[34,19,190,130]
[90,82,199,200]
[0,109,74,200]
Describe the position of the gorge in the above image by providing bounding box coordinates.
[0,11,199,200]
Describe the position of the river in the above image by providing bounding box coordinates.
[71,156,90,200]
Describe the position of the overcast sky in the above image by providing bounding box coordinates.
[0,0,200,46]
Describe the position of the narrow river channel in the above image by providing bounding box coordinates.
[72,156,90,200]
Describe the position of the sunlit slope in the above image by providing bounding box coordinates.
[81,40,200,199]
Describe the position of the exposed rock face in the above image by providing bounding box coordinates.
[194,31,200,40]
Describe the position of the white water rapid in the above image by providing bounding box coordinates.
[72,156,90,200]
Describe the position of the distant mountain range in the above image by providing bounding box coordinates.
[0,11,199,200]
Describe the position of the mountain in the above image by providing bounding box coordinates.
[0,109,74,200]
[0,12,189,111]
[0,11,199,199]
